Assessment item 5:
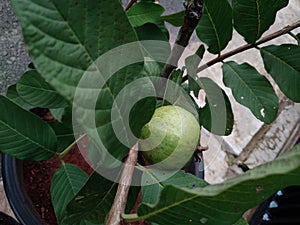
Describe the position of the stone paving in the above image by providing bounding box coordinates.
[0,0,29,219]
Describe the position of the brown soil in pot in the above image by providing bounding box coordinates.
[22,145,93,225]
[22,108,151,225]
[22,146,151,225]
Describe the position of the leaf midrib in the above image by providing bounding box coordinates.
[50,1,131,147]
[0,120,55,154]
[261,47,300,74]
[205,3,221,53]
[18,83,57,94]
[225,63,264,109]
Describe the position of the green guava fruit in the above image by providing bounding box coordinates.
[140,105,200,170]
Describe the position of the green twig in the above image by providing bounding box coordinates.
[57,134,86,159]
[181,19,300,82]
[122,213,139,223]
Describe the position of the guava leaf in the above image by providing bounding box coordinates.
[16,70,68,108]
[127,2,165,27]
[48,121,75,152]
[162,69,184,106]
[134,23,170,67]
[64,171,140,224]
[260,44,300,102]
[0,95,57,160]
[222,61,278,124]
[50,108,65,122]
[141,170,208,205]
[63,172,117,224]
[161,11,185,27]
[186,45,205,97]
[196,0,232,54]
[135,23,169,42]
[232,0,288,43]
[51,164,89,225]
[11,0,156,162]
[6,84,33,110]
[130,97,156,138]
[132,145,300,225]
[197,78,234,136]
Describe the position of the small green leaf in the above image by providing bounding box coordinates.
[162,69,184,106]
[48,121,74,152]
[6,84,33,110]
[198,78,234,136]
[186,45,205,97]
[142,170,208,205]
[260,44,300,102]
[127,2,165,27]
[51,164,89,224]
[49,108,65,122]
[0,95,57,160]
[135,23,170,66]
[135,23,169,42]
[129,97,156,138]
[222,61,278,124]
[16,70,68,108]
[196,0,232,54]
[63,172,118,224]
[232,0,288,43]
[161,11,185,27]
[135,144,300,225]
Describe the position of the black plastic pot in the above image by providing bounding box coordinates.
[1,152,204,225]
[250,186,300,225]
[0,211,20,225]
[1,154,43,225]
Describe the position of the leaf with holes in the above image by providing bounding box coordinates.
[198,78,234,136]
[260,44,300,102]
[16,70,68,108]
[11,0,156,161]
[0,95,57,160]
[51,164,89,225]
[222,61,278,124]
[124,145,300,225]
[127,2,165,27]
[232,0,288,43]
[196,0,232,54]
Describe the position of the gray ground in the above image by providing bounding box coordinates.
[0,0,30,95]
